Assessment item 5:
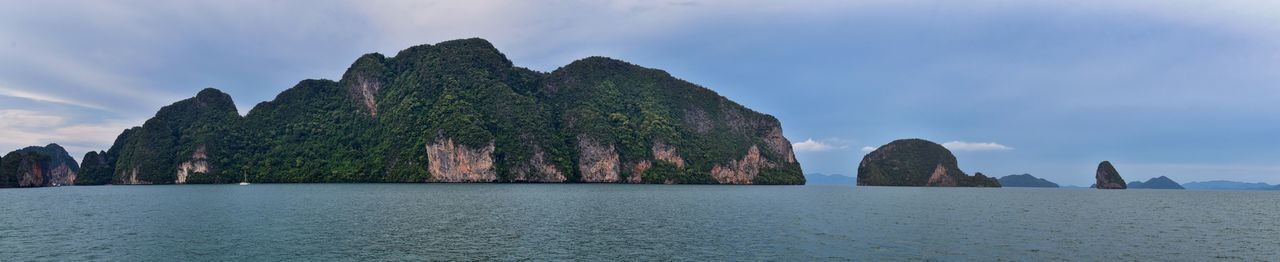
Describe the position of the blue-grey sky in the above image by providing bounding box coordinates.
[2,1,1278,186]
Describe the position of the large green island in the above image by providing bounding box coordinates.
[59,38,805,186]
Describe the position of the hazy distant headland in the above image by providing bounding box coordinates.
[998,174,1059,188]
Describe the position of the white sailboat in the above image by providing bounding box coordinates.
[238,173,250,185]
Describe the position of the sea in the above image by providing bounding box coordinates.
[1,184,1277,261]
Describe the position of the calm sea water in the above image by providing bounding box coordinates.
[1,184,1277,261]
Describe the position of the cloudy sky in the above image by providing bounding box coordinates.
[2,0,1278,186]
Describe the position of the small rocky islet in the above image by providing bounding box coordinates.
[1094,161,1128,189]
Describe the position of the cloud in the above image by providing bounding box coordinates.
[0,109,66,128]
[0,109,136,159]
[0,85,110,111]
[792,138,834,152]
[941,141,1013,151]
[792,138,851,152]
[861,146,877,152]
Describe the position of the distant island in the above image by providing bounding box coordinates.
[1128,176,1185,189]
[998,174,1059,188]
[856,139,1000,187]
[2,38,805,187]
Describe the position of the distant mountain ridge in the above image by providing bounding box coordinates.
[1182,180,1276,190]
[805,173,856,185]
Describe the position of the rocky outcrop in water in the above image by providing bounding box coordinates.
[1094,161,1127,189]
[0,144,79,188]
[857,139,1000,187]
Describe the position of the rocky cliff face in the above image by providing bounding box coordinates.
[343,53,387,117]
[711,145,768,184]
[857,139,1000,187]
[1095,161,1127,189]
[425,137,498,182]
[576,135,621,183]
[3,153,46,187]
[175,145,210,184]
[89,38,804,185]
[1,144,79,188]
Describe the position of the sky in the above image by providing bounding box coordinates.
[2,0,1278,186]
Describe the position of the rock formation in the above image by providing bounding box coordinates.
[575,135,621,183]
[1094,161,1127,189]
[856,139,1000,187]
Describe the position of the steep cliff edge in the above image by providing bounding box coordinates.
[856,139,1000,187]
[91,38,803,185]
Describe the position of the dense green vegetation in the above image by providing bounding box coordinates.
[111,89,245,184]
[857,139,1000,187]
[98,38,803,185]
[547,57,800,184]
[77,151,112,185]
